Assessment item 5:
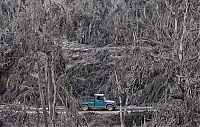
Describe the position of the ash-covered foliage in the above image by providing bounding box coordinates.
[0,0,200,126]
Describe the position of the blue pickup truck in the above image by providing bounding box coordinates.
[80,94,116,111]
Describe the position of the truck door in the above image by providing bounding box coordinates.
[95,96,105,108]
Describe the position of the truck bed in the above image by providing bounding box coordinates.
[80,96,95,107]
[81,96,94,101]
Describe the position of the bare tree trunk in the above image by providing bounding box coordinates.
[45,55,49,109]
[164,87,168,103]
[114,69,124,127]
[119,95,124,127]
[46,52,54,122]
[51,52,57,122]
[143,115,146,127]
[124,94,129,117]
[38,62,48,127]
[36,98,40,127]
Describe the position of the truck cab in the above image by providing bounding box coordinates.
[80,94,116,111]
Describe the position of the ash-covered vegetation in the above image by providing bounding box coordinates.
[1,0,200,126]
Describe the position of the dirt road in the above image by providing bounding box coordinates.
[0,104,157,114]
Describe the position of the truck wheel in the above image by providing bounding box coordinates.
[82,105,89,111]
[106,105,114,111]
